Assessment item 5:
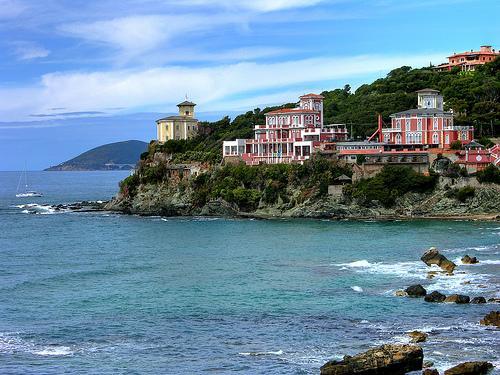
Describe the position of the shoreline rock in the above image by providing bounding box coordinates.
[424,291,447,303]
[421,247,457,274]
[408,331,428,343]
[461,255,479,264]
[444,294,470,304]
[320,344,423,375]
[405,284,427,298]
[480,311,499,327]
[443,361,494,375]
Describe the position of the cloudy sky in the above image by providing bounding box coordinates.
[0,0,498,169]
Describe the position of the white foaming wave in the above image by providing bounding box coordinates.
[443,244,500,254]
[34,346,73,356]
[14,203,58,215]
[239,349,283,356]
[351,286,363,292]
[455,257,500,266]
[0,332,73,357]
[332,260,427,279]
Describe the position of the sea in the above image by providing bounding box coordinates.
[0,171,498,374]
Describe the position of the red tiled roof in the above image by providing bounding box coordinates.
[265,108,319,115]
[447,50,499,58]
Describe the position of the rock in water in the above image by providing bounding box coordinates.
[461,255,479,264]
[443,361,494,375]
[424,291,447,303]
[444,294,470,304]
[408,331,428,343]
[421,247,457,274]
[320,344,423,375]
[423,369,440,375]
[405,284,427,297]
[471,297,486,304]
[395,290,408,297]
[480,311,500,327]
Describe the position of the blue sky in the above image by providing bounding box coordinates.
[0,0,498,170]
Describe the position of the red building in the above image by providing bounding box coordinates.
[435,45,499,72]
[223,94,348,165]
[380,89,473,149]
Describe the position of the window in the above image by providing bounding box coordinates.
[185,111,190,116]
[292,116,299,125]
[395,134,402,144]
[432,133,439,144]
[396,119,401,129]
[405,119,410,131]
[462,131,468,140]
[417,118,422,131]
[433,118,438,130]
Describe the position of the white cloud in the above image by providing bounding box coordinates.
[181,0,325,12]
[11,41,50,60]
[59,14,233,59]
[0,52,446,121]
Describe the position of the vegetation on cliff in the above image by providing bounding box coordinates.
[343,166,438,207]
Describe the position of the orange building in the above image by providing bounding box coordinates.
[435,45,499,72]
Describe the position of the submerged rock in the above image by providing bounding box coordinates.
[443,361,494,375]
[471,297,486,304]
[444,294,470,304]
[395,290,408,297]
[423,369,440,375]
[320,344,423,375]
[408,331,428,343]
[405,284,427,298]
[424,291,447,303]
[461,255,479,264]
[487,298,500,303]
[421,247,456,274]
[480,311,500,327]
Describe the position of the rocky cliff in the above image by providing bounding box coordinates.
[105,156,500,220]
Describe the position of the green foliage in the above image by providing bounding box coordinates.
[476,164,500,184]
[442,163,468,178]
[446,186,476,202]
[356,154,366,165]
[119,173,140,195]
[187,157,351,211]
[477,136,494,148]
[449,140,463,150]
[346,166,437,207]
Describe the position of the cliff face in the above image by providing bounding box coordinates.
[106,163,500,220]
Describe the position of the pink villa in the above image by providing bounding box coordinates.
[374,89,474,149]
[223,94,348,165]
[435,45,499,72]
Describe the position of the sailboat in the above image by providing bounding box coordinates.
[16,166,43,198]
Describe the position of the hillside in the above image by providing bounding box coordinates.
[46,140,148,171]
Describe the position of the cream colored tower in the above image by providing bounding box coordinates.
[156,100,198,142]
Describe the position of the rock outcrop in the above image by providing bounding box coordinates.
[444,294,470,304]
[471,297,486,304]
[461,255,479,264]
[480,311,500,327]
[443,361,494,375]
[408,331,428,343]
[405,284,427,298]
[320,344,423,375]
[424,291,447,303]
[421,247,456,274]
[423,369,440,375]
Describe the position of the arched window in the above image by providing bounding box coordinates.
[395,134,402,144]
[405,119,411,131]
[433,118,439,130]
[432,133,439,144]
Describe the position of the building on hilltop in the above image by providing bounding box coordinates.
[223,94,348,165]
[378,89,474,149]
[156,100,198,142]
[435,45,499,72]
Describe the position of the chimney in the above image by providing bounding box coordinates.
[480,45,492,52]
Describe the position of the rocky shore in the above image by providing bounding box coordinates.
[104,176,500,221]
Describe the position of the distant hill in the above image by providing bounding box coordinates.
[45,140,148,171]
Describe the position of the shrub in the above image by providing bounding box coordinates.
[456,186,475,202]
[449,140,463,150]
[119,173,140,195]
[476,164,500,184]
[349,165,437,207]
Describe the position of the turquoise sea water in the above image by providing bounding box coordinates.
[0,171,498,374]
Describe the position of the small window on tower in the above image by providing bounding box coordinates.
[185,111,189,115]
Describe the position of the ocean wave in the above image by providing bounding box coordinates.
[239,349,283,356]
[332,259,427,280]
[442,244,500,254]
[13,203,59,215]
[351,286,363,292]
[0,332,73,357]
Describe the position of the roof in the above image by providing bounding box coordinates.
[265,108,319,115]
[335,174,352,181]
[415,88,440,93]
[447,50,499,58]
[391,108,453,117]
[177,100,196,106]
[464,140,485,149]
[299,93,324,99]
[156,115,198,122]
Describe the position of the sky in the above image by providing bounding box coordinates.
[0,0,498,170]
